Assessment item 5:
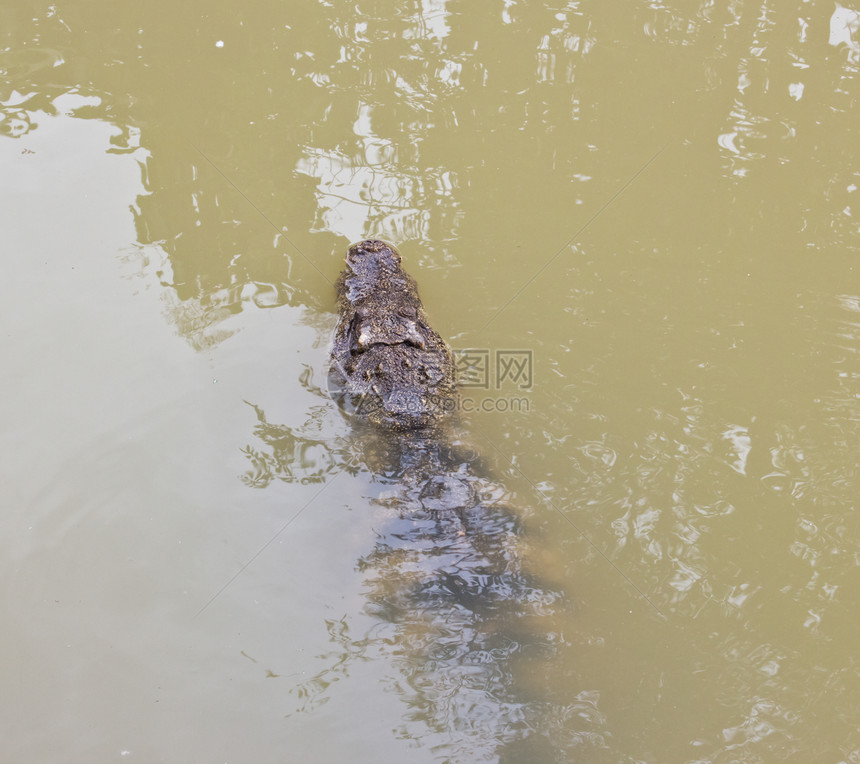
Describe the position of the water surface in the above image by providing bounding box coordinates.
[1,1,858,761]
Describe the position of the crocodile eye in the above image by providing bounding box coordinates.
[405,322,426,349]
[346,313,367,354]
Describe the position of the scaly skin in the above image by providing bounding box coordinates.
[329,239,456,430]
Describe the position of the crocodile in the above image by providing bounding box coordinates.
[329,238,456,431]
[320,240,587,758]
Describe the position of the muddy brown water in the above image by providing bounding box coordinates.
[1,1,858,761]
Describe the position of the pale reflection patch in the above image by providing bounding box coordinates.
[419,0,450,41]
[829,3,860,55]
[296,103,459,243]
[722,424,752,476]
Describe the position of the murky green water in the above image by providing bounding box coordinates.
[2,1,858,761]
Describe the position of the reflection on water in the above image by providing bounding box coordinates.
[296,103,463,245]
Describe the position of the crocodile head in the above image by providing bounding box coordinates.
[330,240,456,430]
